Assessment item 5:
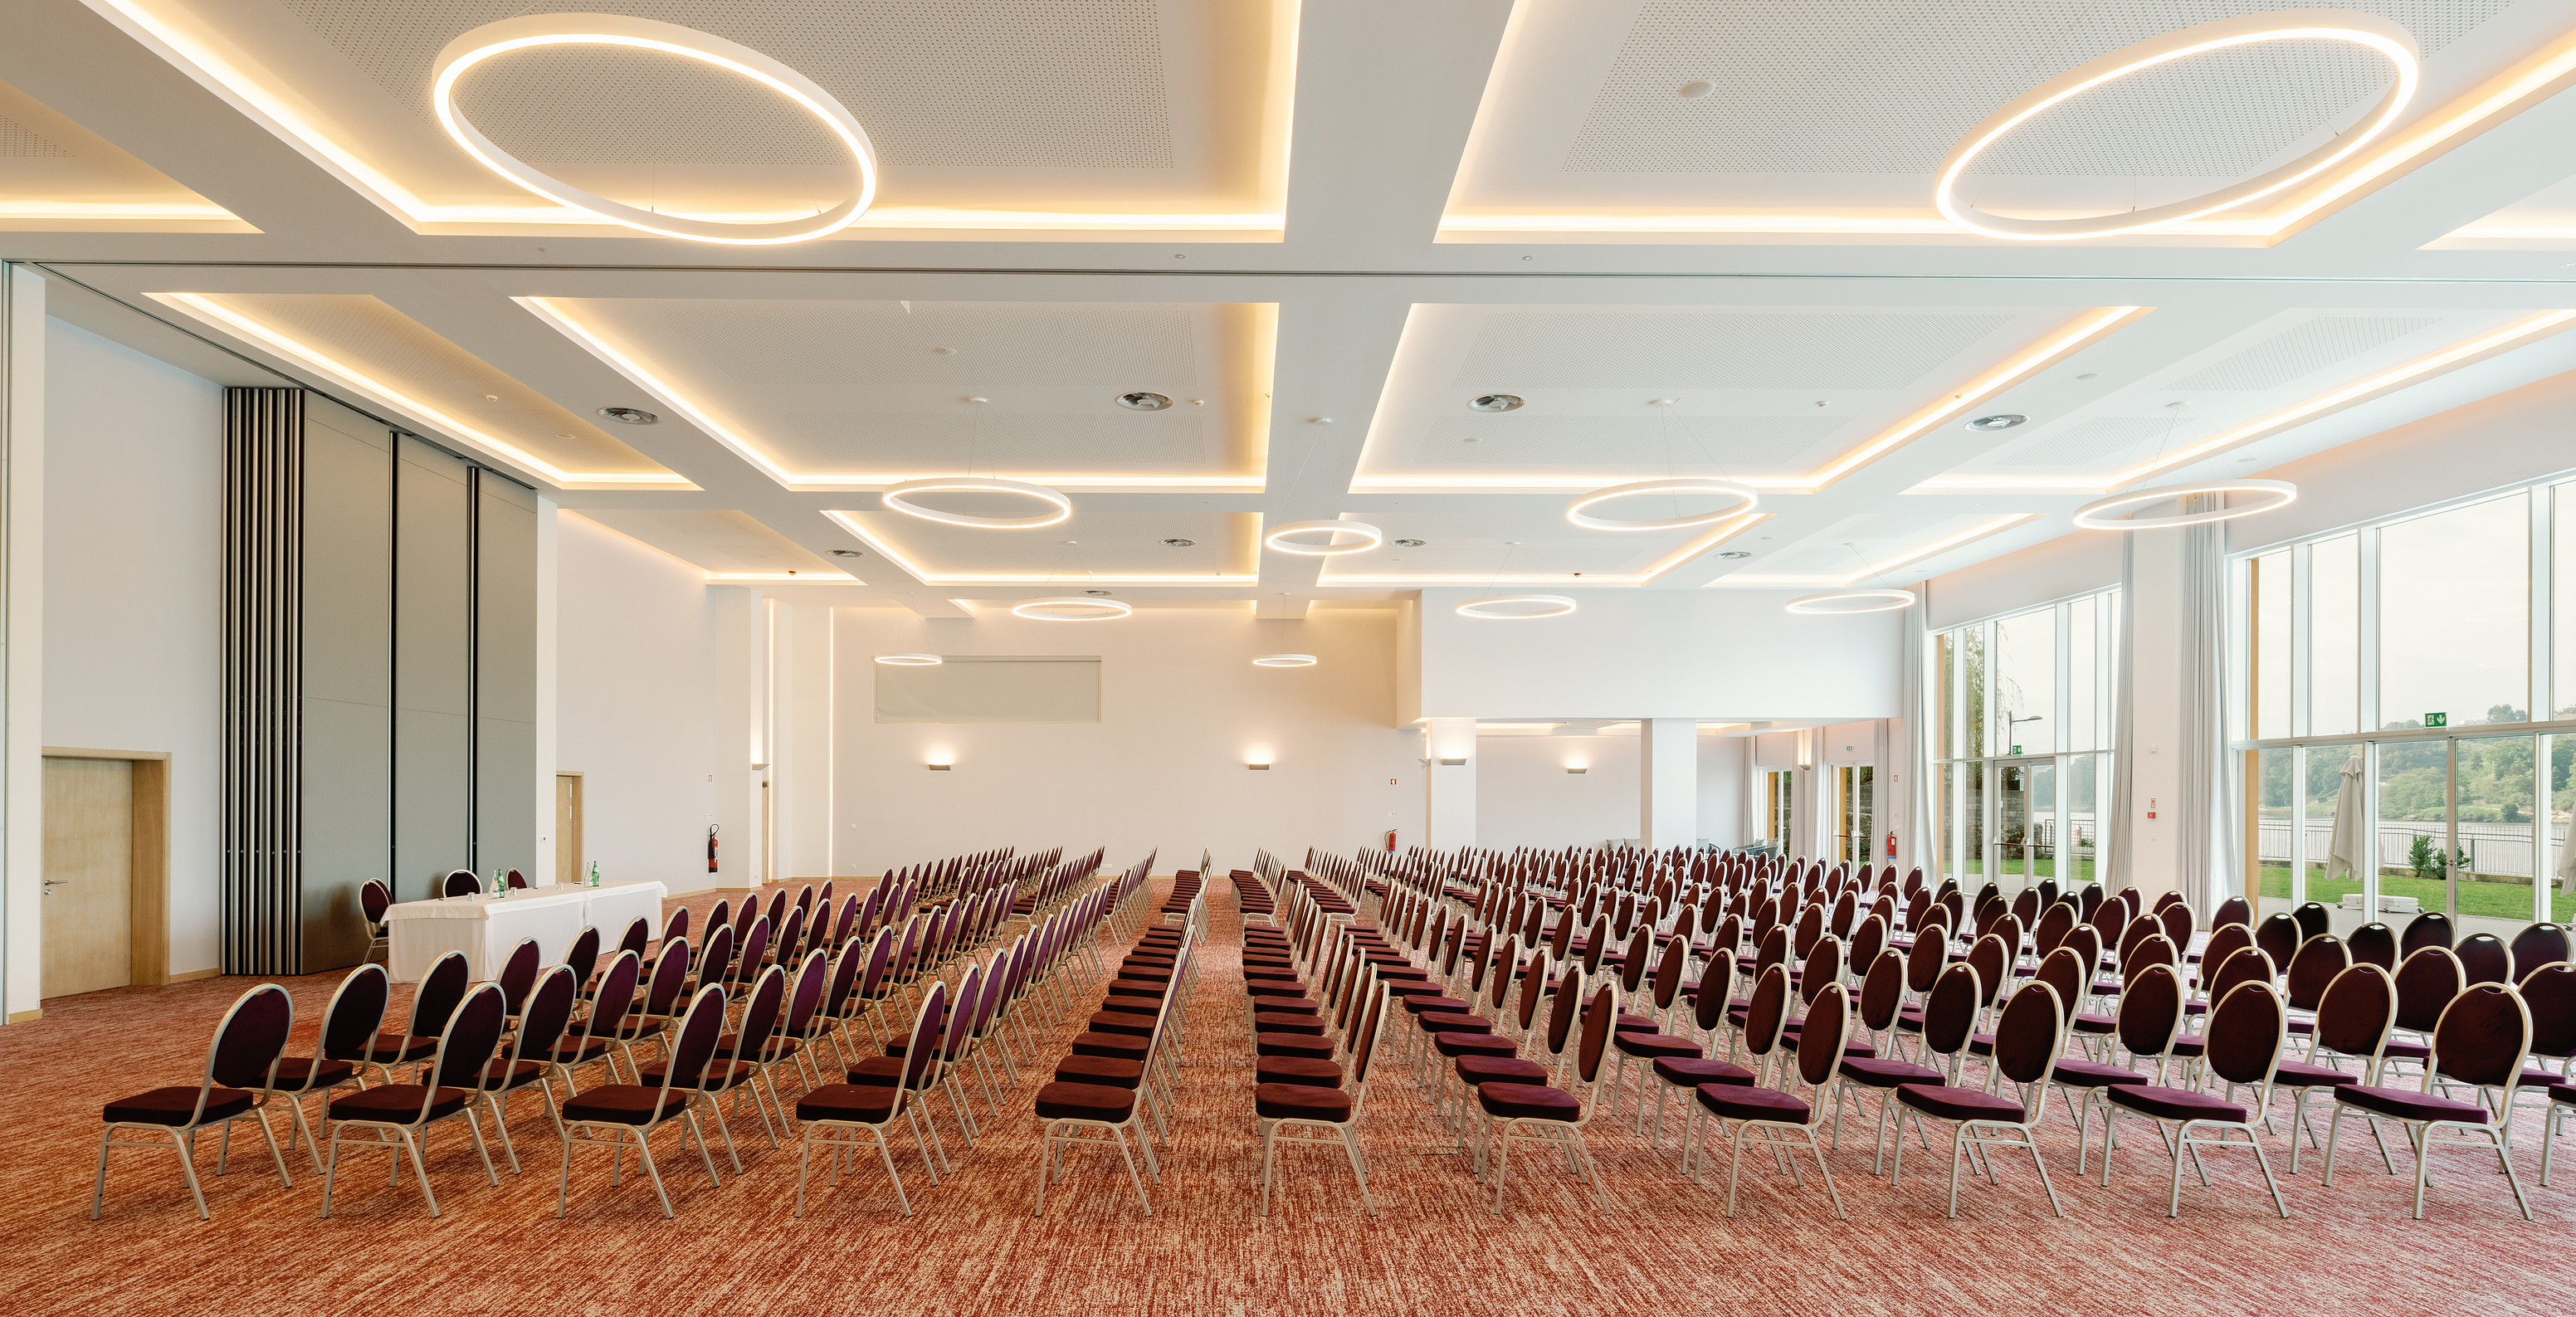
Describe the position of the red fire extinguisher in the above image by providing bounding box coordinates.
[1383,829,1398,852]
[707,824,720,873]
[1885,832,1897,858]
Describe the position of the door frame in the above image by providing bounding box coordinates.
[41,746,175,992]
[554,770,584,885]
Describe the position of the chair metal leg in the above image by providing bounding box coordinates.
[461,1108,502,1187]
[402,1129,442,1217]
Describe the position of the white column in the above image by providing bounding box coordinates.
[1422,716,1476,850]
[2119,526,2186,902]
[710,585,764,889]
[2,264,41,1022]
[531,498,559,885]
[1641,718,1696,850]
[771,603,835,881]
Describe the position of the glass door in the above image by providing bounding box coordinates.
[1834,765,1875,866]
[1764,769,1795,853]
[1993,758,2056,890]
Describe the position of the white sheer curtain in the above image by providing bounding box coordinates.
[1901,583,1934,876]
[2178,505,2232,916]
[2108,536,2139,892]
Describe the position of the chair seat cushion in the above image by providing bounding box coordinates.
[2052,1058,2148,1088]
[562,1084,692,1126]
[1654,1056,1754,1087]
[1055,1056,1144,1089]
[2106,1083,2247,1124]
[1839,1056,1940,1089]
[1255,1032,1336,1060]
[1417,1012,1494,1035]
[798,1083,900,1124]
[1893,1083,2024,1123]
[1478,1081,1582,1122]
[1256,1081,1353,1122]
[477,1058,549,1092]
[845,1056,906,1087]
[1457,1056,1549,1085]
[1612,1030,1702,1060]
[1097,998,1161,1018]
[2070,1012,2118,1034]
[638,1059,755,1091]
[1696,1084,1809,1123]
[2333,1083,2491,1124]
[2380,1039,2431,1061]
[268,1056,359,1093]
[1251,1013,1325,1035]
[2272,1059,2362,1088]
[1403,995,1472,1015]
[1436,1032,1520,1059]
[548,1036,612,1066]
[365,1033,437,1064]
[1035,1080,1136,1123]
[329,1083,471,1124]
[1085,1012,1155,1037]
[1070,1033,1149,1061]
[103,1085,253,1127]
[1257,1056,1345,1088]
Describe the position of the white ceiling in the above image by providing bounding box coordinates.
[7,0,2576,619]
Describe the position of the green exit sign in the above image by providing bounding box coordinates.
[2425,712,2447,729]
[2010,744,2023,755]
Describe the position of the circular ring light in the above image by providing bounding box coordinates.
[2072,479,2297,529]
[1011,597,1133,622]
[1263,520,1385,556]
[1565,478,1760,531]
[881,476,1071,529]
[1456,594,1577,620]
[1934,11,2418,241]
[873,653,941,666]
[431,15,878,246]
[1785,590,1915,615]
[1252,654,1318,667]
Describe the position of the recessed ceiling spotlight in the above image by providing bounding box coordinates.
[1394,539,1427,548]
[1964,414,2026,432]
[2076,373,2100,380]
[1161,538,1195,547]
[830,549,862,557]
[1677,80,1714,98]
[1468,393,1525,413]
[1717,550,1753,559]
[1116,392,1173,412]
[1083,589,1114,597]
[598,407,658,425]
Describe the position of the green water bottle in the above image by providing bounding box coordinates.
[494,867,507,898]
[588,861,602,888]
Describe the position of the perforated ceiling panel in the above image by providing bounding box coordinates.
[276,0,1174,168]
[1453,312,2012,389]
[1420,413,1851,469]
[0,115,72,157]
[1564,0,2516,176]
[452,46,844,167]
[640,300,1200,388]
[2164,315,2441,390]
[1991,415,2190,467]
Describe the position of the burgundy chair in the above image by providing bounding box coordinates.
[1891,979,2067,1218]
[2375,945,2461,1077]
[2053,963,2184,1175]
[2326,982,2535,1220]
[442,869,481,898]
[643,963,785,1168]
[556,984,732,1218]
[2211,895,2252,929]
[2102,980,2291,1219]
[494,937,542,1027]
[256,964,381,1172]
[1477,981,1620,1217]
[2346,921,2398,971]
[554,950,637,1086]
[505,869,529,890]
[2400,910,2455,955]
[1829,950,1949,1174]
[612,938,695,1075]
[1700,982,1853,1219]
[476,963,578,1174]
[685,924,734,998]
[2510,923,2571,983]
[1255,978,1392,1217]
[365,950,469,1085]
[663,904,692,954]
[2454,933,2511,988]
[2291,900,2331,944]
[320,983,509,1218]
[2271,963,2394,1173]
[563,924,602,998]
[2282,934,2352,1036]
[360,880,393,954]
[91,983,295,1220]
[794,977,946,1217]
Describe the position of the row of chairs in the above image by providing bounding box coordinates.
[1027,876,1203,1215]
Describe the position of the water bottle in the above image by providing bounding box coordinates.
[494,867,507,899]
[589,860,602,888]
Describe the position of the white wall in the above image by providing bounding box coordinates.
[42,318,223,975]
[1476,734,1637,851]
[832,606,1418,873]
[1410,588,1900,720]
[554,511,734,894]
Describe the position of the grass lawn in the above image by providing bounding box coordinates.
[2255,865,2567,922]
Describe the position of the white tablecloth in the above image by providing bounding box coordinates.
[529,881,668,943]
[386,890,589,981]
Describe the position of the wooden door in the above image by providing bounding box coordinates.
[43,756,133,998]
[555,773,583,884]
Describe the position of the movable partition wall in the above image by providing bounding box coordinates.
[224,387,538,975]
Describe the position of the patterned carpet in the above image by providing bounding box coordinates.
[5,878,2572,1316]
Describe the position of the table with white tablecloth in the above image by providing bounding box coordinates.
[559,880,668,943]
[385,890,589,981]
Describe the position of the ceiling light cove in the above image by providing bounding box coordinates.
[879,477,1072,530]
[2071,479,2298,529]
[1566,479,1759,531]
[1934,12,2419,241]
[430,14,878,246]
[1263,520,1385,556]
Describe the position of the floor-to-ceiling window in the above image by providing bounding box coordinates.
[1764,768,1796,852]
[1930,589,2120,890]
[2240,480,2571,940]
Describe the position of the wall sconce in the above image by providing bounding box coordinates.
[926,751,954,771]
[1247,762,1271,770]
[1437,758,1466,767]
[1566,766,1588,774]
[1247,750,1273,769]
[926,763,952,771]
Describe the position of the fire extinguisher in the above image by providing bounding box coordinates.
[1383,829,1398,853]
[1885,832,1897,858]
[707,824,720,873]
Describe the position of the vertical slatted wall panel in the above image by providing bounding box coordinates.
[223,388,303,975]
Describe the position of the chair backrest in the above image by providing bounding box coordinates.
[783,950,832,1041]
[736,917,773,980]
[2116,914,2161,968]
[506,869,529,890]
[1791,901,1826,960]
[2519,961,2576,1061]
[1790,983,1851,1101]
[2430,983,2530,1090]
[205,983,294,1104]
[2208,946,2276,1007]
[1648,933,1690,1012]
[1579,914,1612,975]
[427,983,509,1101]
[515,965,580,1069]
[2510,923,2571,983]
[1848,915,1887,983]
[2253,913,2302,969]
[659,986,729,1102]
[442,869,481,898]
[1754,923,1790,979]
[2032,902,2075,958]
[1857,949,1905,1032]
[1539,962,1586,1061]
[1798,934,1845,1006]
[734,894,761,942]
[2211,894,2251,929]
[2116,963,2187,1061]
[2455,933,2510,987]
[2392,945,2464,1034]
[663,904,693,951]
[1966,934,2009,1008]
[2340,919,2396,971]
[823,936,868,1017]
[775,906,807,967]
[1920,963,1981,1059]
[707,898,732,940]
[2123,932,2179,978]
[613,915,649,961]
[1346,979,1392,1092]
[361,880,392,925]
[410,950,471,1037]
[1905,915,1949,993]
[2078,882,2106,923]
[736,964,789,1061]
[2284,934,2351,1011]
[852,925,896,1002]
[319,963,390,1063]
[695,922,734,981]
[900,979,950,1093]
[1691,947,1737,1032]
[642,937,693,1014]
[583,950,642,1041]
[1569,983,1617,1088]
[1742,963,1793,1065]
[2200,923,2255,978]
[2157,900,2193,949]
[2009,887,2040,931]
[764,887,788,933]
[2032,946,2085,1020]
[1993,979,2064,1095]
[2059,923,2103,978]
[795,883,815,916]
[832,895,861,947]
[2312,963,2397,1062]
[2291,900,2330,944]
[495,938,541,1014]
[2206,980,2286,1094]
[2401,910,2454,954]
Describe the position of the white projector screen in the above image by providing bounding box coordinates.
[874,656,1101,724]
